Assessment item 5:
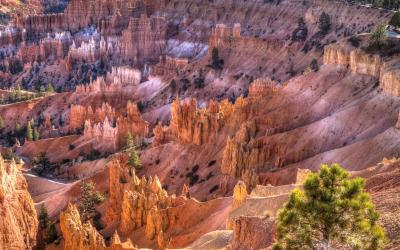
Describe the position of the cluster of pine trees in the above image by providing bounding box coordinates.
[350,0,400,10]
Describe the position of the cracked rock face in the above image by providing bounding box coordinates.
[0,156,38,249]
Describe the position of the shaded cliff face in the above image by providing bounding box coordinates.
[0,156,38,249]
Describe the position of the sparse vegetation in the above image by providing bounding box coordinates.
[32,153,51,176]
[210,47,224,70]
[46,222,58,244]
[319,12,331,35]
[273,164,387,250]
[78,180,105,222]
[368,23,388,48]
[38,203,49,229]
[128,146,142,172]
[389,12,400,28]
[125,132,135,149]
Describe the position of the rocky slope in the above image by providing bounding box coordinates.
[1,0,400,249]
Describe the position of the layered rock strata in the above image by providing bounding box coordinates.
[324,42,400,96]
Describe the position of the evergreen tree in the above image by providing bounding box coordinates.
[0,116,4,130]
[128,146,142,172]
[46,84,55,93]
[389,12,400,28]
[211,47,224,70]
[26,121,33,141]
[297,16,305,27]
[273,164,387,250]
[125,132,135,149]
[46,222,58,244]
[38,203,49,229]
[33,127,40,141]
[319,12,331,35]
[369,23,388,48]
[78,180,105,222]
[310,58,319,72]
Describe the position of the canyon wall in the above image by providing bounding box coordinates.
[323,42,400,96]
[121,14,167,66]
[21,0,166,36]
[0,156,38,249]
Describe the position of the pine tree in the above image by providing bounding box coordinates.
[125,132,135,149]
[273,164,387,250]
[39,203,49,229]
[319,12,331,35]
[128,146,142,172]
[33,127,40,141]
[211,47,223,70]
[78,180,105,222]
[46,222,58,244]
[46,84,55,93]
[389,12,400,28]
[26,121,33,141]
[0,116,4,130]
[369,23,388,48]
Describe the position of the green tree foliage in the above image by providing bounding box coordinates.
[211,47,224,70]
[125,132,135,149]
[319,12,331,35]
[273,164,387,250]
[0,116,4,130]
[26,120,33,141]
[297,16,306,27]
[310,59,319,72]
[39,203,49,229]
[32,153,50,176]
[33,127,40,141]
[366,0,400,10]
[46,222,58,244]
[46,84,55,93]
[389,12,400,28]
[369,23,388,48]
[128,146,142,172]
[78,180,105,222]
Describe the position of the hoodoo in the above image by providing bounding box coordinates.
[0,0,400,249]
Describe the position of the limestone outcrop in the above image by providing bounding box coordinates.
[70,102,116,131]
[151,55,189,77]
[153,97,230,145]
[60,204,106,250]
[121,14,167,66]
[232,181,247,210]
[0,156,38,249]
[221,120,259,178]
[323,41,400,96]
[167,97,234,145]
[71,101,149,150]
[21,0,166,36]
[104,158,181,249]
[229,216,276,250]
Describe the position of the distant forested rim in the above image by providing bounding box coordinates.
[264,0,399,11]
[346,0,400,10]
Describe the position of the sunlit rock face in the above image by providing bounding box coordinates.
[323,42,400,97]
[20,0,166,36]
[121,14,167,66]
[60,204,107,250]
[0,156,38,249]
